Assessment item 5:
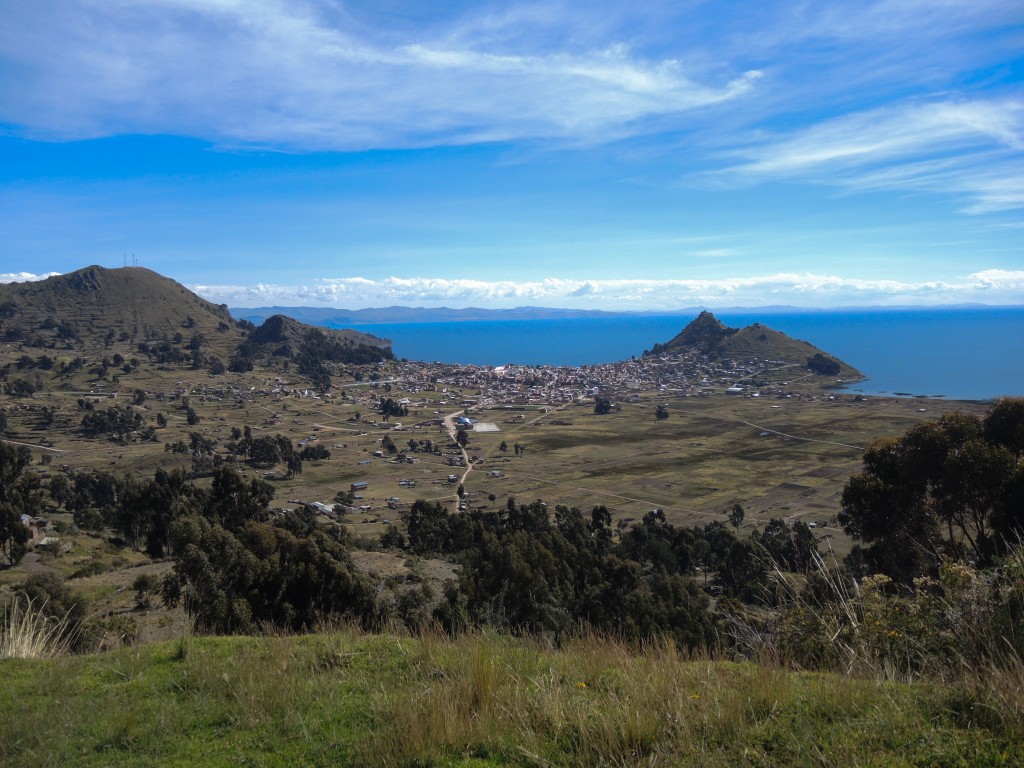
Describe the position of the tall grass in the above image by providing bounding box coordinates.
[0,596,76,659]
[724,542,1024,749]
[351,629,906,766]
[2,627,1022,766]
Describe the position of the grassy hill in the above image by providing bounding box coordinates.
[648,311,863,380]
[0,266,248,358]
[3,628,1021,767]
[0,266,393,374]
[240,313,393,366]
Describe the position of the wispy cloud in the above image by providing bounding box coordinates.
[693,248,740,259]
[721,99,1024,212]
[0,0,759,149]
[187,270,1024,310]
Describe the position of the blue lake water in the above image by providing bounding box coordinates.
[339,307,1024,402]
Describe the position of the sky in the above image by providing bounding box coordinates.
[1,0,1023,310]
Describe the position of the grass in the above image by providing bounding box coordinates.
[0,597,76,660]
[2,628,1023,766]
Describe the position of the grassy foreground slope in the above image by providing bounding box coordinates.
[3,629,1022,767]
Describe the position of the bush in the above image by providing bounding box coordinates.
[752,546,1024,678]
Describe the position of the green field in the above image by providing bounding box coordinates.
[3,629,1022,767]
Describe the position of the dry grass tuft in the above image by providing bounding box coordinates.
[0,596,76,659]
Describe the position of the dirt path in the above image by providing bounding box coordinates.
[18,551,59,575]
[0,437,64,453]
[442,410,473,491]
[444,403,571,492]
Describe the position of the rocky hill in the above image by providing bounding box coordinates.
[646,310,862,379]
[238,314,393,367]
[0,266,247,356]
[0,266,394,382]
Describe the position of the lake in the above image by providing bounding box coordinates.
[338,307,1024,402]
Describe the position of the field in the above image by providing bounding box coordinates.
[3,628,1022,767]
[5,363,986,519]
[0,345,994,649]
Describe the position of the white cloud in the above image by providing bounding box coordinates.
[693,248,739,259]
[0,272,60,283]
[1,0,1020,219]
[721,99,1024,212]
[189,271,1024,310]
[0,0,759,149]
[733,100,1023,174]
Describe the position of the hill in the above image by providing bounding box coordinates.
[0,265,248,358]
[647,310,863,379]
[237,313,394,373]
[0,266,394,379]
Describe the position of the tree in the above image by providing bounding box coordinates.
[806,353,841,375]
[300,444,330,461]
[402,499,454,555]
[249,436,281,466]
[655,404,670,420]
[594,395,612,415]
[839,400,1024,584]
[163,510,374,633]
[728,503,745,529]
[0,443,40,566]
[80,404,143,441]
[48,473,74,508]
[456,430,469,449]
[7,378,39,397]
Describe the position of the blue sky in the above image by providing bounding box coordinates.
[1,0,1022,309]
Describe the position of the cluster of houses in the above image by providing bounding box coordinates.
[340,349,833,414]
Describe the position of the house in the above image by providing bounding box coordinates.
[350,481,369,492]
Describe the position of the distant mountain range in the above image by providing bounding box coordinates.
[229,305,628,325]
